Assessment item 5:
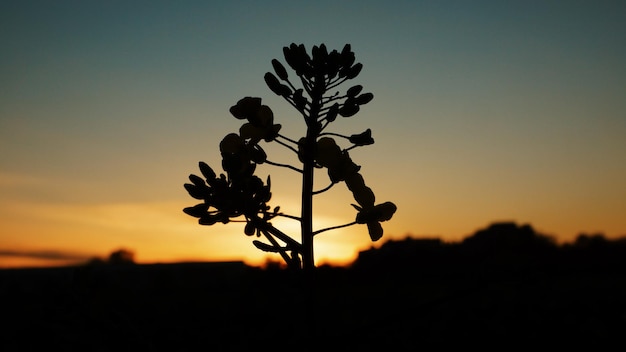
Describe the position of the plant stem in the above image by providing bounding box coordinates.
[300,89,322,271]
[301,149,314,271]
[300,126,316,271]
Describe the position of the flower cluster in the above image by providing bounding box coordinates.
[352,201,397,242]
[264,44,374,122]
[183,44,396,269]
[311,137,396,240]
[313,137,360,183]
[183,160,272,227]
[229,97,281,143]
[281,43,362,82]
[183,134,273,231]
[219,133,265,178]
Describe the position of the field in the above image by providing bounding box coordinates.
[2,257,625,351]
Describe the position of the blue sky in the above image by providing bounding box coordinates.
[1,0,625,266]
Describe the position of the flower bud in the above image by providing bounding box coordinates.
[271,59,288,80]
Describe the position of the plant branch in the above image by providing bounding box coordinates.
[319,132,349,140]
[276,213,302,221]
[284,78,298,92]
[321,94,347,105]
[312,182,335,195]
[282,96,299,110]
[281,96,309,118]
[265,159,302,173]
[275,137,299,154]
[278,134,299,145]
[261,229,292,265]
[312,221,357,236]
[300,76,313,97]
[326,76,348,91]
[259,221,302,251]
[319,119,331,132]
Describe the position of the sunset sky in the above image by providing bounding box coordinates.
[1,0,625,268]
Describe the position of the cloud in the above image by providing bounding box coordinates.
[1,199,195,233]
[0,249,94,261]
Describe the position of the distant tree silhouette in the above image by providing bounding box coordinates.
[108,248,135,265]
[84,248,136,266]
[354,222,626,276]
[461,222,556,254]
[183,44,396,270]
[355,222,539,272]
[572,233,608,248]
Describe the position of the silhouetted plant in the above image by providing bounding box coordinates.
[183,43,396,270]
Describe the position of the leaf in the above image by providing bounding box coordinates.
[297,137,307,163]
[244,222,256,236]
[188,174,205,186]
[326,50,341,78]
[253,240,280,252]
[199,214,221,226]
[341,43,352,56]
[314,137,342,168]
[376,202,397,222]
[271,59,288,80]
[221,154,247,176]
[325,103,339,122]
[367,222,383,241]
[345,173,375,207]
[327,153,360,183]
[256,105,274,126]
[348,129,374,146]
[340,44,355,68]
[315,44,328,61]
[347,85,363,97]
[229,97,261,119]
[352,184,375,208]
[339,102,359,117]
[239,123,265,141]
[293,89,307,110]
[250,145,267,164]
[229,106,246,120]
[184,183,205,200]
[265,124,281,142]
[220,133,245,154]
[182,203,208,217]
[355,202,397,224]
[264,72,285,96]
[355,92,374,105]
[258,185,272,203]
[198,162,216,180]
[346,63,363,79]
[283,43,307,76]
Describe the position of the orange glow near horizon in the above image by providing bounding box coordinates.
[2,191,625,270]
[1,2,625,270]
[0,197,374,269]
[2,158,626,270]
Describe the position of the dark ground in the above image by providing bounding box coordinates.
[1,260,625,351]
[2,223,626,351]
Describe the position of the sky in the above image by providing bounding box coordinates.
[1,0,625,268]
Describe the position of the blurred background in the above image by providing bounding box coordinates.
[1,0,625,268]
